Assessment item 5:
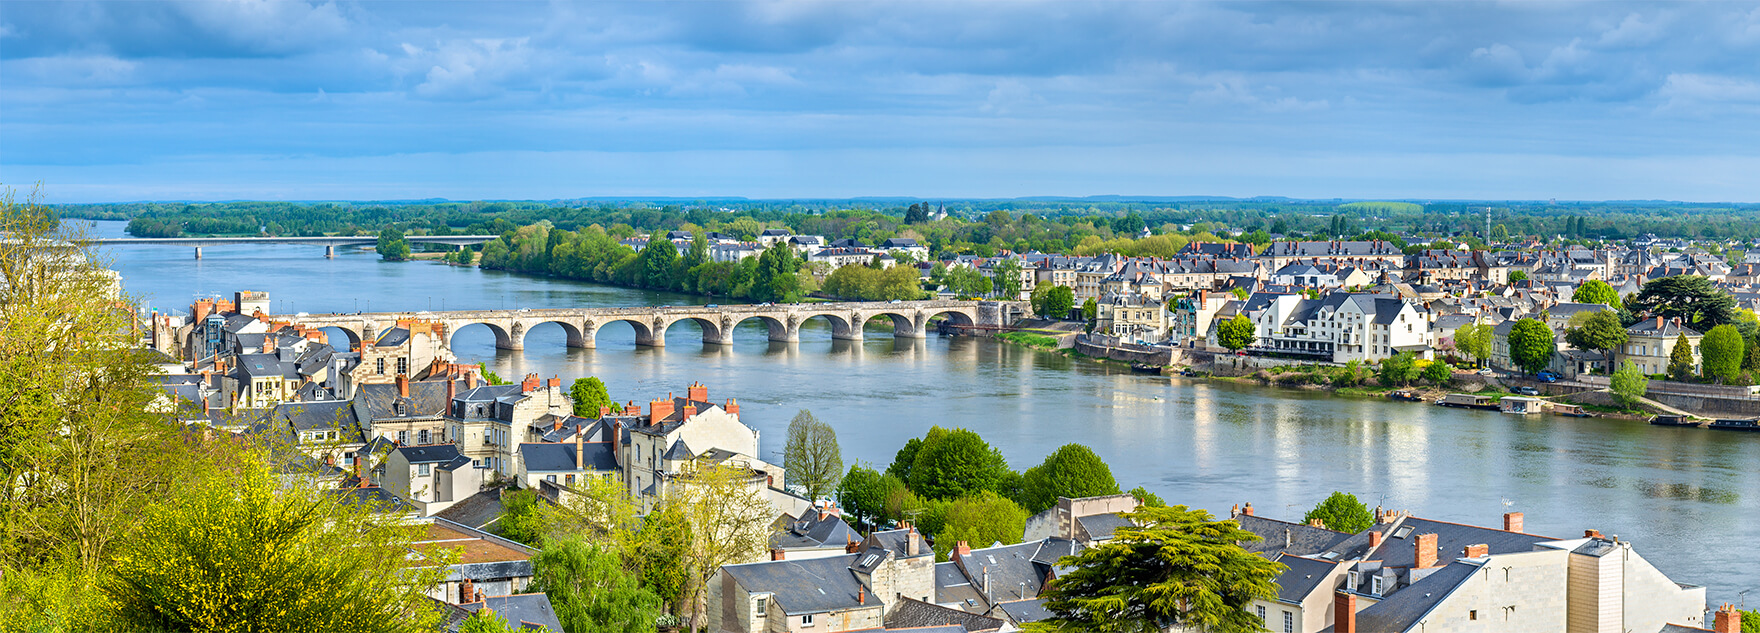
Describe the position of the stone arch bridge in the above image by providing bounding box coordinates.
[283,300,1027,351]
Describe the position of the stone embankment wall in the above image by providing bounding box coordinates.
[1073,334,1179,366]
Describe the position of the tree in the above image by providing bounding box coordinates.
[1572,280,1620,306]
[1611,360,1649,407]
[782,410,843,501]
[836,464,905,527]
[751,244,802,303]
[1669,332,1697,381]
[497,489,546,546]
[670,464,776,630]
[1018,444,1121,514]
[1491,224,1509,243]
[1507,318,1556,375]
[630,502,692,615]
[904,202,930,224]
[531,537,662,633]
[376,226,410,261]
[1030,283,1053,317]
[1302,492,1374,534]
[571,376,612,418]
[1043,286,1076,320]
[1508,270,1528,284]
[1127,487,1166,507]
[934,491,1029,560]
[1564,310,1628,362]
[640,231,678,289]
[1421,360,1453,385]
[907,427,1014,501]
[1217,314,1256,351]
[1378,351,1418,386]
[1038,505,1283,633]
[1082,297,1098,321]
[460,609,527,633]
[1453,322,1493,367]
[105,446,446,633]
[1631,275,1738,332]
[1702,324,1744,383]
[992,258,1024,299]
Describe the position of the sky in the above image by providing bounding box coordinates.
[4,0,1760,203]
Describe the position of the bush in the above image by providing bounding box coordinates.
[1421,361,1452,385]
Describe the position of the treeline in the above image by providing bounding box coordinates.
[477,222,805,302]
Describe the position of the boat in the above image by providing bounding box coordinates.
[1648,414,1698,427]
[1130,363,1163,374]
[1388,390,1425,402]
[1499,396,1546,415]
[1708,418,1760,432]
[1436,393,1498,410]
[1551,404,1592,418]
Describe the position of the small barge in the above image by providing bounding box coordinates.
[1648,414,1698,427]
[1436,393,1498,411]
[1708,418,1760,432]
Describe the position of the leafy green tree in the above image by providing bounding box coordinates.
[1572,280,1620,306]
[1217,314,1255,351]
[934,491,1029,560]
[376,226,411,261]
[1490,224,1509,243]
[1611,360,1649,407]
[670,464,778,630]
[1082,297,1098,321]
[532,537,662,633]
[1507,318,1556,375]
[1041,286,1076,320]
[783,410,843,501]
[630,502,692,615]
[497,489,546,546]
[1018,444,1122,514]
[1631,275,1738,332]
[1421,360,1453,385]
[751,244,802,303]
[570,376,612,418]
[992,258,1024,299]
[1302,492,1374,533]
[886,437,923,483]
[1740,608,1760,633]
[1702,324,1744,383]
[836,464,905,527]
[1453,322,1493,367]
[105,447,446,633]
[907,427,1014,501]
[1669,332,1697,381]
[640,231,678,289]
[1378,351,1418,386]
[1127,487,1166,507]
[1038,505,1284,633]
[1564,310,1628,362]
[1508,270,1528,283]
[460,609,527,633]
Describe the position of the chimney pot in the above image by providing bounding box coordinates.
[460,579,476,604]
[1503,512,1524,534]
[1584,529,1603,539]
[1715,603,1741,633]
[1242,502,1254,516]
[1414,533,1439,569]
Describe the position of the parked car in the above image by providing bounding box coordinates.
[1513,386,1541,396]
[1536,371,1561,383]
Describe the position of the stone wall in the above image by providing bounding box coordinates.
[1073,334,1179,366]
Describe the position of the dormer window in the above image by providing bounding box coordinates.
[1349,571,1360,589]
[1371,576,1384,596]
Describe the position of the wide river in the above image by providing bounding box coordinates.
[85,222,1757,602]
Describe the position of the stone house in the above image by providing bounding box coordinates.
[1616,317,1701,376]
[444,373,573,481]
[1095,292,1169,343]
[381,443,475,515]
[709,527,934,633]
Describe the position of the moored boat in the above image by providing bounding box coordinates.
[1552,403,1592,418]
[1649,414,1697,427]
[1130,363,1162,374]
[1436,393,1498,410]
[1388,390,1425,402]
[1708,418,1760,431]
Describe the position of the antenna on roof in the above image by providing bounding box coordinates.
[1501,497,1515,509]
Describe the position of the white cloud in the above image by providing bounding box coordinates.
[1598,12,1665,48]
[1189,77,1328,113]
[1657,73,1760,110]
[395,38,535,100]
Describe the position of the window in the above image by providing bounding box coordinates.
[1469,610,1478,621]
[397,430,408,444]
[1371,576,1384,596]
[1349,571,1360,589]
[1257,605,1267,623]
[397,357,408,375]
[473,459,483,469]
[546,475,556,483]
[755,597,767,617]
[417,463,431,476]
[376,358,385,375]
[1283,611,1293,633]
[418,430,430,444]
[565,474,575,485]
[800,614,814,627]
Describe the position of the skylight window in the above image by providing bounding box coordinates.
[861,554,878,567]
[1392,526,1413,539]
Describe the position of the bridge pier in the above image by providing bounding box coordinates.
[193,246,202,260]
[326,245,335,259]
[570,325,594,349]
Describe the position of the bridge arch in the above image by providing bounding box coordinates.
[512,319,588,350]
[728,314,791,343]
[587,317,661,348]
[858,311,920,339]
[660,316,725,347]
[919,308,977,336]
[792,311,859,341]
[446,321,515,351]
[317,326,364,352]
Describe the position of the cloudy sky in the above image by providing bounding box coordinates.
[4,1,1760,202]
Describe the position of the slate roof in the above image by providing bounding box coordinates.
[434,487,507,530]
[325,486,413,514]
[518,442,617,473]
[1322,560,1479,633]
[663,438,696,461]
[359,379,463,421]
[375,327,410,347]
[397,444,463,464]
[721,554,869,616]
[1362,517,1552,569]
[1074,513,1132,541]
[466,593,565,633]
[1270,554,1340,604]
[237,353,299,379]
[994,598,1053,625]
[771,511,864,550]
[1234,514,1354,557]
[273,399,359,432]
[885,596,1005,632]
[934,562,987,612]
[953,539,1076,604]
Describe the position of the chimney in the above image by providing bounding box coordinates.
[1657,316,1664,329]
[906,525,920,556]
[1463,543,1489,559]
[1335,591,1357,633]
[1369,529,1383,548]
[547,376,560,389]
[1414,533,1438,569]
[725,398,739,415]
[600,406,611,418]
[1230,504,1239,518]
[446,376,456,404]
[1584,529,1603,539]
[1503,512,1524,534]
[192,299,213,322]
[575,432,584,470]
[682,404,697,420]
[771,548,786,561]
[262,337,274,354]
[396,374,409,398]
[955,541,972,561]
[626,401,640,417]
[460,579,476,604]
[1242,502,1254,516]
[521,373,540,394]
[1715,603,1741,633]
[1285,528,1292,549]
[465,371,477,390]
[845,538,861,554]
[649,397,675,426]
[688,381,708,402]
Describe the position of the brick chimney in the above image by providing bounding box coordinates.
[575,431,584,470]
[625,401,640,417]
[688,381,708,402]
[1715,603,1741,633]
[1584,529,1603,539]
[460,579,476,604]
[521,373,541,394]
[192,298,214,322]
[446,376,456,404]
[465,370,477,390]
[262,337,274,354]
[682,404,697,420]
[771,548,786,561]
[599,406,611,418]
[1503,512,1524,533]
[1414,533,1439,569]
[955,541,972,561]
[725,398,739,415]
[553,418,563,432]
[1242,502,1254,516]
[1463,543,1489,559]
[547,376,560,389]
[396,374,409,398]
[649,397,675,426]
[1334,591,1356,633]
[857,586,865,605]
[1656,316,1664,329]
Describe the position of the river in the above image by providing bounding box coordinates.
[81,221,1759,603]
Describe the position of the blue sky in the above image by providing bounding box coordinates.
[4,1,1760,203]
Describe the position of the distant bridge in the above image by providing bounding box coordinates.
[279,300,1027,350]
[92,235,498,258]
